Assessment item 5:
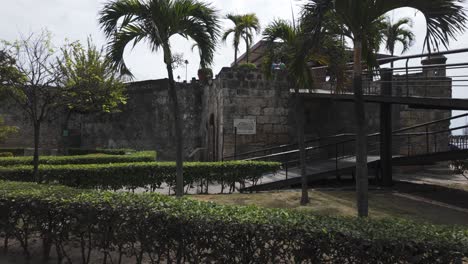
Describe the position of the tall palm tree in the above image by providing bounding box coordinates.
[241,14,261,63]
[99,0,220,197]
[263,19,310,204]
[222,14,244,66]
[382,17,415,67]
[263,19,346,204]
[303,0,466,217]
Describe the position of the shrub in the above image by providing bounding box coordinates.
[0,180,466,263]
[0,151,156,167]
[0,148,24,156]
[237,62,257,71]
[0,152,13,157]
[67,148,136,155]
[0,161,280,192]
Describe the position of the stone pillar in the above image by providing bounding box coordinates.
[421,55,447,77]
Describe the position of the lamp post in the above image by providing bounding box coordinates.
[184,60,189,82]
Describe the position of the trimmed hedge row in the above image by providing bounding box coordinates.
[0,161,280,192]
[0,181,467,263]
[0,152,13,157]
[0,151,156,167]
[0,148,24,156]
[67,148,135,155]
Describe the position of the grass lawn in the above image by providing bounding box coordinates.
[192,189,468,226]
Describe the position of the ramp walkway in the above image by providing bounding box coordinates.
[231,113,468,193]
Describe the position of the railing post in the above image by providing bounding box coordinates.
[285,162,288,180]
[380,68,393,186]
[335,143,340,181]
[405,58,410,97]
[234,127,237,160]
[407,134,410,156]
[426,126,430,154]
[434,134,437,152]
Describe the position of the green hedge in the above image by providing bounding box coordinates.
[0,151,156,167]
[0,161,280,192]
[0,181,466,263]
[67,148,136,155]
[0,148,24,156]
[0,152,13,157]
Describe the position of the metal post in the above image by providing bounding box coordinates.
[407,135,410,156]
[380,68,393,186]
[234,127,237,160]
[335,143,339,180]
[221,128,225,161]
[285,162,288,180]
[406,58,410,97]
[426,126,430,154]
[434,134,437,152]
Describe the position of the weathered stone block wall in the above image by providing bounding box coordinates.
[0,102,62,150]
[213,68,291,159]
[79,79,202,160]
[0,79,203,160]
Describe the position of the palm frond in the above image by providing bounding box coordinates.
[380,0,467,51]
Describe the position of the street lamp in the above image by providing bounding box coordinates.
[184,60,189,82]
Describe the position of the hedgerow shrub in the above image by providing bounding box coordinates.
[0,152,13,157]
[67,148,135,155]
[0,151,156,167]
[0,181,466,263]
[0,161,280,192]
[0,148,24,156]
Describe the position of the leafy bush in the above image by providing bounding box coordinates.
[0,152,13,157]
[0,148,24,156]
[0,151,156,167]
[67,148,136,155]
[0,161,280,192]
[237,62,257,71]
[0,181,466,263]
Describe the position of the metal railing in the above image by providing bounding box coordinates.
[231,113,468,180]
[307,48,468,99]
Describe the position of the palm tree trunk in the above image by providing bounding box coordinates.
[353,40,368,217]
[164,46,184,198]
[245,38,249,63]
[295,91,309,205]
[33,122,41,182]
[234,45,238,66]
[390,50,394,69]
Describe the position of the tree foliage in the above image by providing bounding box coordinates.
[382,17,415,56]
[302,0,467,217]
[1,30,65,181]
[58,38,127,115]
[99,0,221,197]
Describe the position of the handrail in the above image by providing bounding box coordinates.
[308,48,468,72]
[377,48,468,65]
[227,113,468,161]
[394,113,468,133]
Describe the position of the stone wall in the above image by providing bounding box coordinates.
[210,68,291,159]
[0,79,203,160]
[0,56,453,160]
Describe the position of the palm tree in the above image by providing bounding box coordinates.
[263,19,346,204]
[303,0,467,217]
[222,14,244,66]
[99,0,220,197]
[263,19,310,204]
[241,14,261,63]
[382,17,415,67]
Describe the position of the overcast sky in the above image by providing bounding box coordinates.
[1,0,468,127]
